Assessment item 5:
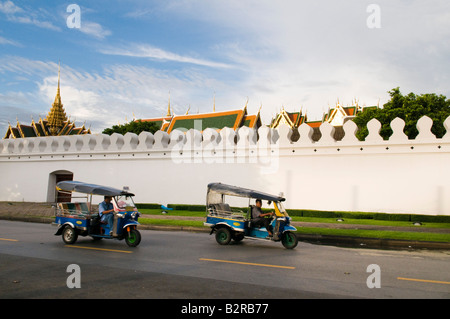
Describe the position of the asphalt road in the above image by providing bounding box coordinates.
[1,220,449,301]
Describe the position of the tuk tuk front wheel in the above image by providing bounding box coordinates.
[281,231,298,249]
[62,226,78,245]
[125,228,141,247]
[215,227,232,245]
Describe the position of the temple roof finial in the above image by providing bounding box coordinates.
[166,91,172,117]
[46,61,68,135]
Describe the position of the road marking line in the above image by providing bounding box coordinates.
[397,277,450,285]
[65,245,132,254]
[0,237,18,242]
[199,258,295,270]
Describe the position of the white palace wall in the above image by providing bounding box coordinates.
[1,115,450,215]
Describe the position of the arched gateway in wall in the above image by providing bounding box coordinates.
[47,170,73,203]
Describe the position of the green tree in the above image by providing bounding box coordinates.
[102,120,160,136]
[353,87,450,141]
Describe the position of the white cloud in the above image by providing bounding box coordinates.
[0,57,229,133]
[0,0,61,31]
[2,1,450,134]
[0,0,21,14]
[0,35,20,46]
[99,43,231,69]
[79,21,112,39]
[156,0,450,121]
[7,14,61,31]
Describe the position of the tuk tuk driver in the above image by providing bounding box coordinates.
[251,199,274,237]
[99,196,114,234]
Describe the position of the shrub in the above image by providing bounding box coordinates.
[373,213,411,221]
[167,204,206,211]
[135,203,163,209]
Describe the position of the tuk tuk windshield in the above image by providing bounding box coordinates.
[274,201,289,218]
[114,195,137,212]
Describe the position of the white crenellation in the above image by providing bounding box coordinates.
[416,116,435,141]
[202,128,221,148]
[341,120,360,144]
[137,131,155,150]
[389,117,408,142]
[297,123,314,145]
[316,122,336,145]
[153,130,170,149]
[0,115,448,156]
[365,118,384,143]
[96,134,111,151]
[443,117,450,141]
[276,125,293,147]
[123,132,139,151]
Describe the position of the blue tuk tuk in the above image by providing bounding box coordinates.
[204,183,298,249]
[53,181,141,247]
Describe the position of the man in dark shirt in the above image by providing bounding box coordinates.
[251,199,274,237]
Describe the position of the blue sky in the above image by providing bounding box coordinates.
[1,0,450,134]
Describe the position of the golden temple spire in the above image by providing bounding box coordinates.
[54,61,62,106]
[166,91,171,117]
[46,61,68,135]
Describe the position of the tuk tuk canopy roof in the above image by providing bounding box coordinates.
[56,181,134,197]
[207,183,285,202]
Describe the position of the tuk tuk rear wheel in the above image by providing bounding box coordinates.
[281,231,298,249]
[215,227,232,245]
[125,229,141,247]
[62,226,78,245]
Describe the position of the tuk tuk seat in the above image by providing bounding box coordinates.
[217,203,231,212]
[209,203,231,215]
[208,203,246,221]
[57,202,91,219]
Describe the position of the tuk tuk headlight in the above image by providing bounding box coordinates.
[131,212,140,219]
[117,213,124,218]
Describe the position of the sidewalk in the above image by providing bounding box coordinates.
[1,202,449,250]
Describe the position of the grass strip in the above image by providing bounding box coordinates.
[139,209,205,217]
[139,218,450,243]
[291,216,450,229]
[138,209,450,229]
[139,218,205,228]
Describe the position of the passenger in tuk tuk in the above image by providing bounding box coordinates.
[99,196,114,234]
[251,199,275,237]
